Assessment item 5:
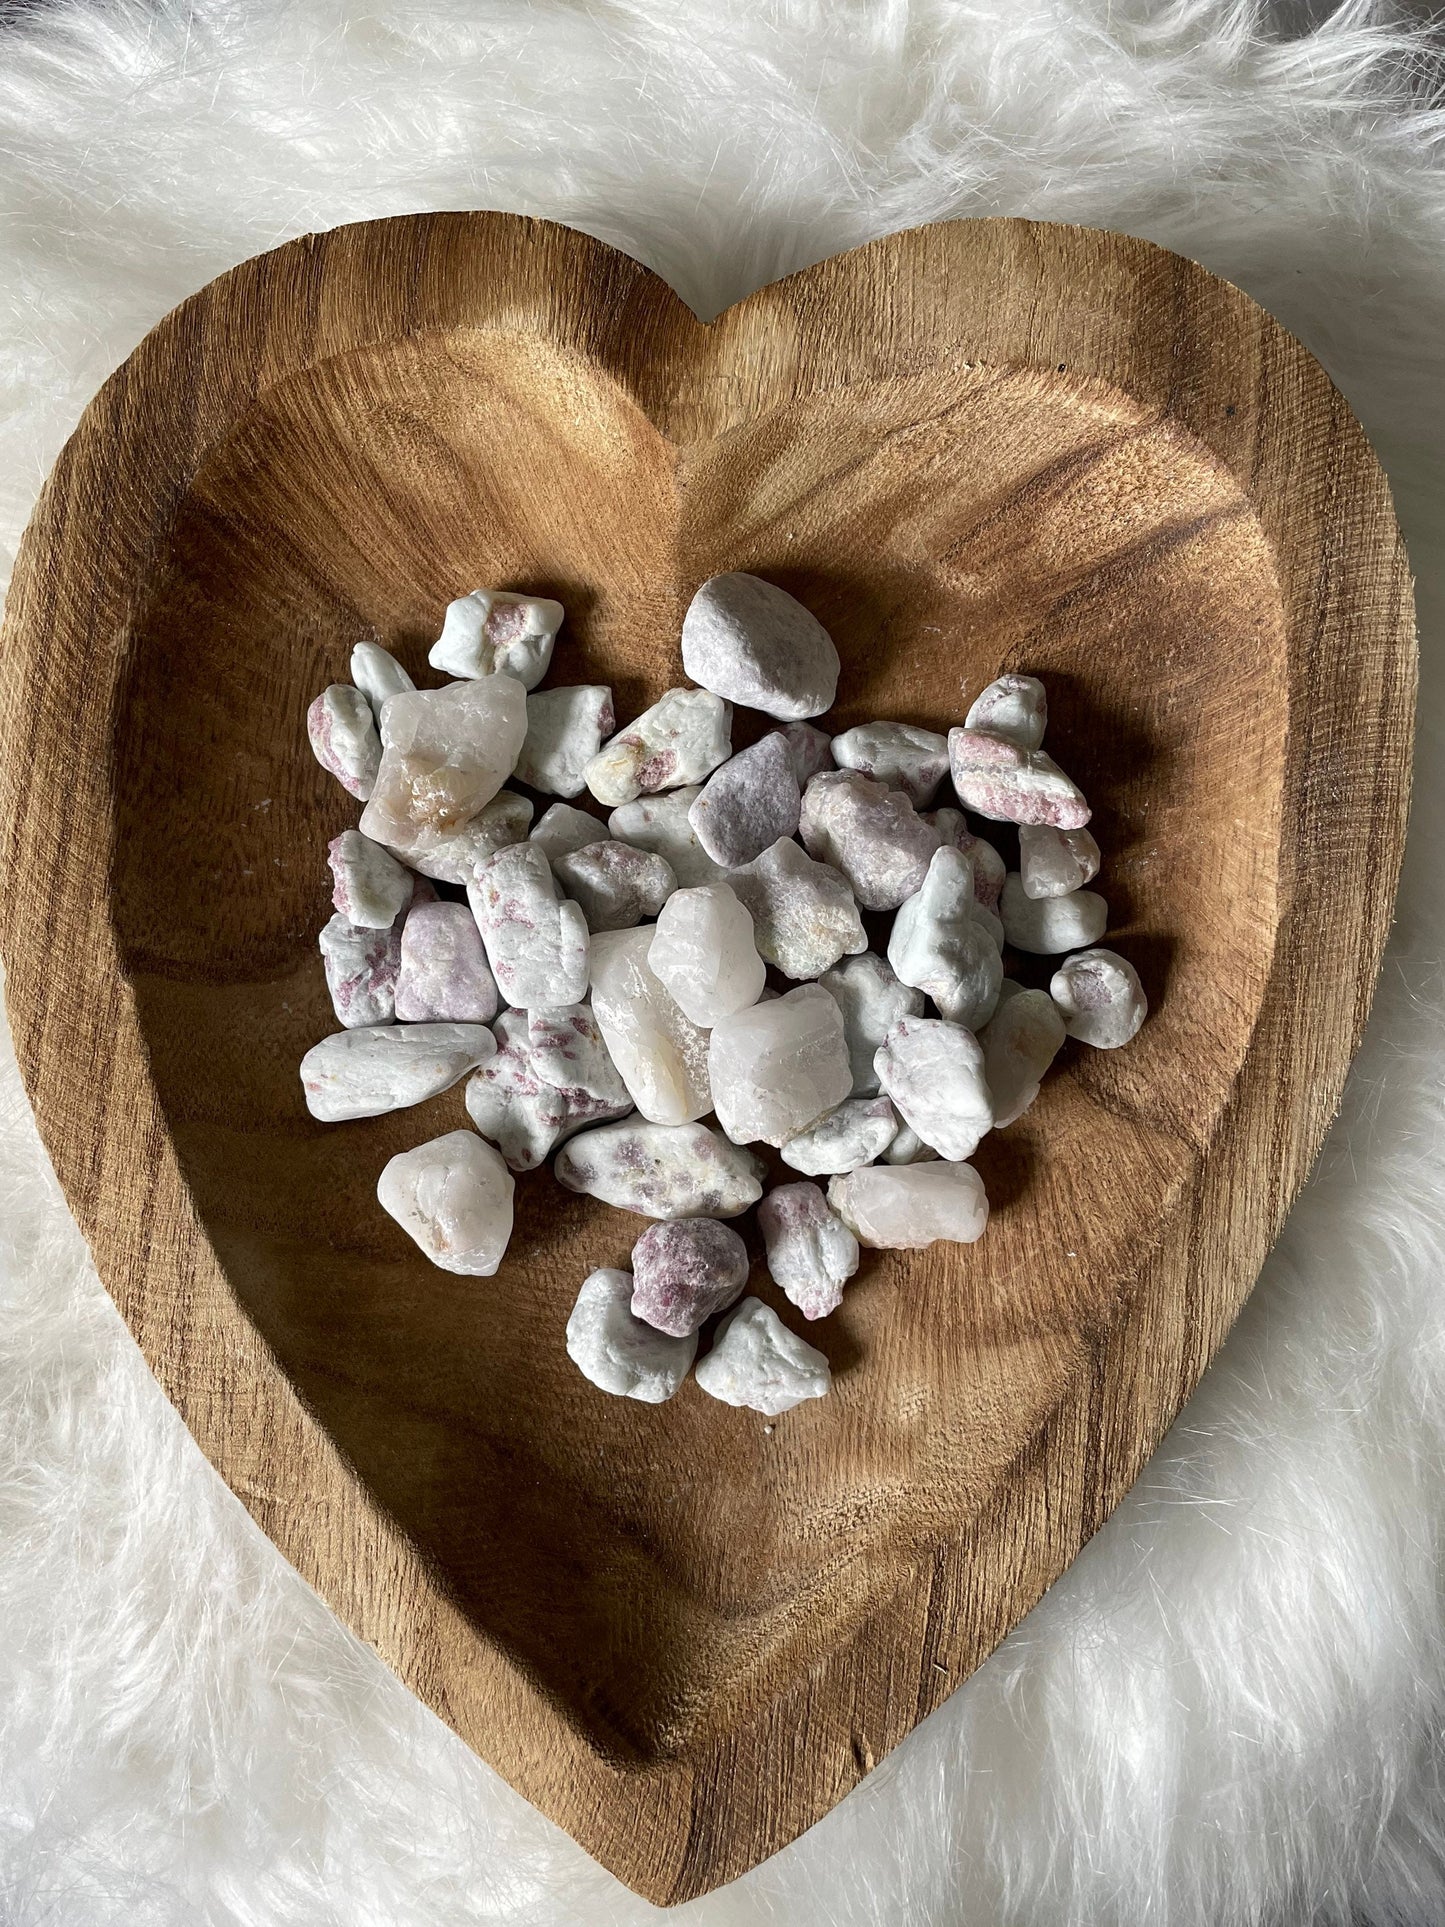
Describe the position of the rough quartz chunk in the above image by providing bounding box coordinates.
[979,982,1067,1125]
[1050,948,1148,1048]
[888,847,1003,1030]
[874,1016,993,1161]
[377,1129,514,1276]
[319,913,400,1028]
[394,900,499,1022]
[631,1217,750,1336]
[467,841,590,1009]
[831,721,950,806]
[924,808,1006,909]
[360,676,529,861]
[728,837,867,981]
[781,721,834,787]
[999,873,1109,954]
[328,829,415,929]
[403,791,533,885]
[531,802,609,864]
[554,1120,764,1219]
[758,1182,859,1320]
[465,1007,630,1171]
[301,1023,495,1122]
[647,884,765,1026]
[308,684,381,800]
[1019,823,1102,899]
[688,733,801,869]
[829,1162,989,1249]
[948,728,1090,829]
[584,687,732,806]
[781,1095,898,1175]
[588,926,712,1124]
[818,951,924,1096]
[427,588,564,689]
[681,572,839,721]
[799,769,941,912]
[349,641,414,720]
[552,839,676,931]
[516,685,614,797]
[708,984,852,1148]
[566,1269,697,1402]
[965,673,1048,750]
[695,1298,832,1414]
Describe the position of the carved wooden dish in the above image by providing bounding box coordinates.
[0,214,1414,1904]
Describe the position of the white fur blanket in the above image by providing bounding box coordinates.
[2,2,1443,1921]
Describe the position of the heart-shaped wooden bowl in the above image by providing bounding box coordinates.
[0,214,1413,1903]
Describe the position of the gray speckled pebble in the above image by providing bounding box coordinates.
[688,733,801,869]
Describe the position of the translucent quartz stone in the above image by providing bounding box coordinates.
[402,790,532,885]
[646,884,765,1027]
[779,1095,898,1175]
[359,675,528,862]
[708,984,852,1148]
[530,801,609,864]
[978,982,1066,1125]
[964,673,1047,750]
[818,951,923,1096]
[552,839,676,931]
[998,873,1108,954]
[1019,823,1101,899]
[828,1162,989,1249]
[349,640,414,720]
[588,926,712,1125]
[377,1129,514,1276]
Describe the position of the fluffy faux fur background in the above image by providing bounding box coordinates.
[2,1,1444,1921]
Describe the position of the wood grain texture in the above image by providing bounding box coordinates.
[0,214,1415,1904]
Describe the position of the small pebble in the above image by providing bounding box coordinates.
[588,926,712,1125]
[728,837,867,980]
[757,1182,859,1320]
[308,684,381,800]
[405,790,534,885]
[552,839,676,931]
[585,687,732,807]
[516,685,614,797]
[817,952,923,1096]
[831,721,950,806]
[1019,823,1102,899]
[882,1121,938,1164]
[708,983,852,1148]
[377,1129,514,1275]
[349,641,414,720]
[607,787,727,889]
[781,721,834,787]
[428,588,564,689]
[964,673,1048,750]
[688,733,801,869]
[874,1015,994,1161]
[631,1218,750,1336]
[531,801,609,864]
[394,900,499,1022]
[328,829,415,929]
[554,1119,765,1219]
[799,770,941,912]
[828,1162,989,1249]
[566,1269,697,1401]
[948,728,1090,829]
[695,1298,832,1415]
[979,983,1067,1125]
[888,846,1003,1029]
[465,1007,630,1170]
[1050,948,1148,1047]
[924,808,1006,909]
[999,873,1109,954]
[360,676,529,862]
[300,1023,496,1122]
[647,884,766,1026]
[780,1095,898,1175]
[319,913,401,1028]
[468,841,590,1009]
[681,572,839,720]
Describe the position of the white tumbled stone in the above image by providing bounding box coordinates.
[467,841,590,1009]
[588,926,712,1125]
[757,1181,859,1320]
[349,641,414,720]
[554,1119,764,1219]
[817,951,923,1096]
[979,983,1067,1125]
[780,1095,898,1175]
[308,684,381,800]
[874,1015,993,1161]
[607,787,727,889]
[403,790,533,885]
[377,1130,514,1276]
[584,687,732,806]
[831,721,950,806]
[728,837,867,981]
[965,673,1048,750]
[923,808,1006,909]
[888,846,1003,1030]
[999,872,1109,954]
[681,572,839,721]
[319,914,400,1028]
[530,801,609,864]
[327,829,415,929]
[1019,823,1102,899]
[799,769,941,913]
[695,1298,832,1414]
[552,839,676,931]
[948,727,1090,829]
[647,884,765,1026]
[829,1161,989,1249]
[359,675,528,862]
[516,685,614,797]
[1050,947,1148,1048]
[427,588,563,689]
[301,1023,495,1122]
[465,1006,630,1171]
[687,733,801,869]
[566,1269,697,1402]
[708,983,852,1148]
[394,900,499,1023]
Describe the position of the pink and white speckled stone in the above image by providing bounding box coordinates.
[427,588,564,689]
[318,913,401,1028]
[757,1181,859,1321]
[467,840,590,1010]
[553,1119,764,1220]
[948,727,1090,829]
[799,769,941,913]
[584,687,732,806]
[307,683,381,800]
[830,720,950,806]
[394,901,498,1023]
[630,1217,750,1337]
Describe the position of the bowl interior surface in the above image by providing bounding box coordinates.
[109,327,1285,1760]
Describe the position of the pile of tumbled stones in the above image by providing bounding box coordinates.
[302,574,1147,1418]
